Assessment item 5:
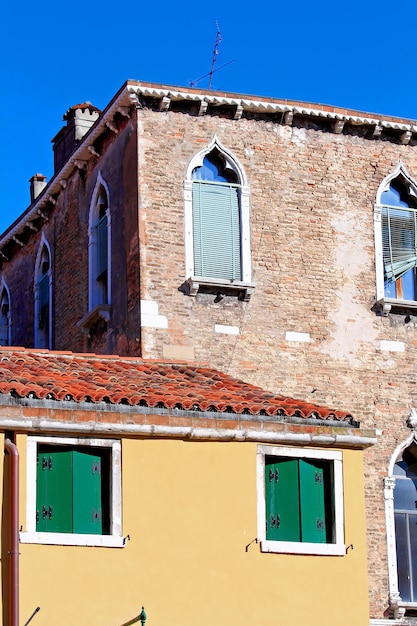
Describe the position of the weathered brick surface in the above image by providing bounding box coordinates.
[0,95,416,619]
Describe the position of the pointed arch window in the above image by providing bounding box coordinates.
[184,138,254,301]
[89,182,110,310]
[34,239,52,349]
[375,164,417,313]
[384,416,417,619]
[0,282,11,346]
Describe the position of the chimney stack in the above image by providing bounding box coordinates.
[51,102,101,173]
[29,174,47,203]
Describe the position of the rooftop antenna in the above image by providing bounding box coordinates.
[189,21,235,89]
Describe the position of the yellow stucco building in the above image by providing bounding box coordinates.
[0,349,375,625]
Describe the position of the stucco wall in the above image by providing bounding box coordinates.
[15,436,369,626]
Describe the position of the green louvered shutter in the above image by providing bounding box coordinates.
[265,457,300,541]
[36,447,73,533]
[192,181,241,280]
[299,459,327,543]
[72,449,104,534]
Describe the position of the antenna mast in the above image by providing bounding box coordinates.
[208,21,222,89]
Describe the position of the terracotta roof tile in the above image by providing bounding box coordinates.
[0,348,355,424]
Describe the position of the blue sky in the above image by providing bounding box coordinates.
[1,0,416,235]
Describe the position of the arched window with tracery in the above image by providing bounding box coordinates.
[375,163,417,313]
[0,281,11,345]
[34,238,52,349]
[88,178,111,311]
[184,136,254,300]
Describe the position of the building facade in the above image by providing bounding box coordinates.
[0,80,416,623]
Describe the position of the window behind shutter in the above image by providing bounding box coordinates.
[36,448,73,532]
[192,181,241,280]
[382,205,417,284]
[299,460,327,543]
[265,457,300,541]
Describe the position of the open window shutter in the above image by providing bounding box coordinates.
[192,181,241,280]
[299,459,327,543]
[382,206,417,284]
[36,448,73,532]
[72,449,103,534]
[265,457,300,541]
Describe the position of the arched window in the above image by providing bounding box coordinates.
[34,238,52,349]
[0,281,11,345]
[184,137,254,300]
[393,446,417,604]
[385,412,417,619]
[375,163,417,313]
[88,177,111,311]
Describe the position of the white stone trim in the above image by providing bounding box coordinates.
[257,445,345,556]
[21,435,124,548]
[379,340,405,352]
[214,324,240,335]
[285,331,311,343]
[140,300,168,329]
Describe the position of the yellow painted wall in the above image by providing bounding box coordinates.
[11,436,370,626]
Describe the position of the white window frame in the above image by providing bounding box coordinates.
[257,445,345,556]
[385,415,417,620]
[374,162,417,314]
[34,234,52,349]
[20,436,125,548]
[184,135,254,300]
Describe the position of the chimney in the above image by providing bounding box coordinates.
[51,102,101,173]
[29,174,47,203]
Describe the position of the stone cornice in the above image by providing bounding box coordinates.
[1,80,415,260]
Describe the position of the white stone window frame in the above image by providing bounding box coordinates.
[257,445,345,556]
[184,135,254,300]
[384,410,417,620]
[20,435,125,548]
[374,162,417,315]
[0,278,11,346]
[34,234,53,349]
[88,173,112,312]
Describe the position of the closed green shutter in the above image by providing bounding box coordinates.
[72,450,103,534]
[299,460,327,543]
[36,448,73,533]
[265,457,300,541]
[192,181,241,280]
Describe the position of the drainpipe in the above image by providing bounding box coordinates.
[3,438,19,626]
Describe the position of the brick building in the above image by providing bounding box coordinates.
[0,80,416,623]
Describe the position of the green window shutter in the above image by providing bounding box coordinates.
[36,448,73,533]
[192,181,241,280]
[265,457,300,541]
[299,460,327,543]
[72,449,104,535]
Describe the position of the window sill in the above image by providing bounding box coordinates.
[77,304,111,330]
[20,531,126,548]
[187,276,255,302]
[378,297,417,316]
[261,539,346,556]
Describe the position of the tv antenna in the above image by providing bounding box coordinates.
[189,21,235,89]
